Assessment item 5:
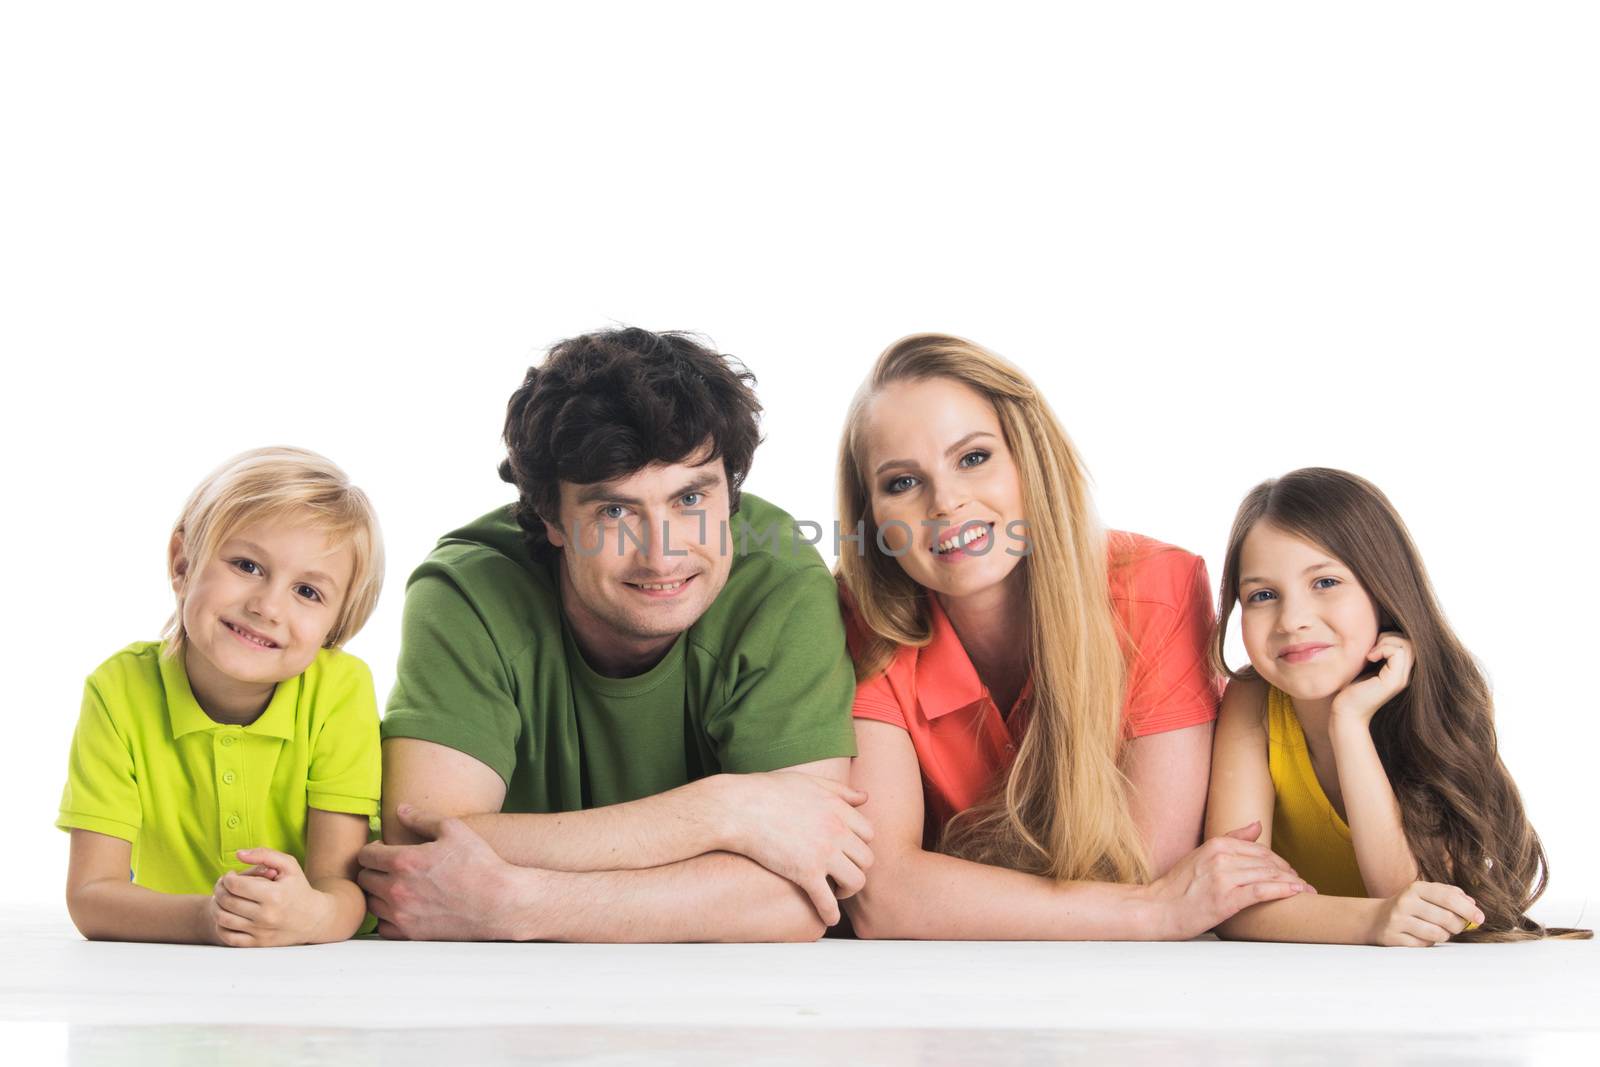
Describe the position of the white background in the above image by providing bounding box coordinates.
[1,2,1594,922]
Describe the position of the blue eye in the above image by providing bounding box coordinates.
[885,475,918,494]
[1312,577,1340,590]
[680,492,703,508]
[600,505,627,521]
[1245,589,1276,604]
[958,450,990,469]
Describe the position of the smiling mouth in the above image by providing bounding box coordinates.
[223,620,279,649]
[1279,644,1331,664]
[932,522,994,554]
[624,575,698,596]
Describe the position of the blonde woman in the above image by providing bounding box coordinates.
[837,335,1313,939]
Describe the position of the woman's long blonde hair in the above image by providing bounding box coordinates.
[837,334,1149,884]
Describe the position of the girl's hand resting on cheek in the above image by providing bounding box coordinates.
[1370,880,1483,947]
[1331,632,1415,726]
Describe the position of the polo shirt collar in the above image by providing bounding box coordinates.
[914,595,989,720]
[159,648,297,740]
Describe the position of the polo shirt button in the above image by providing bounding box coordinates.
[227,814,240,829]
[221,735,236,748]
[222,771,236,785]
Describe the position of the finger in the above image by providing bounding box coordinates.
[356,868,393,900]
[235,848,300,877]
[1416,883,1482,924]
[842,805,875,844]
[1226,865,1308,888]
[806,776,869,805]
[214,907,255,933]
[357,841,399,873]
[220,871,275,903]
[365,893,393,923]
[828,856,867,899]
[216,927,256,948]
[375,919,409,941]
[1214,838,1298,875]
[1405,916,1452,945]
[239,864,280,880]
[1231,880,1306,911]
[1412,899,1468,935]
[1390,932,1431,948]
[1222,821,1262,843]
[395,804,444,841]
[803,878,842,926]
[214,890,262,918]
[841,834,875,873]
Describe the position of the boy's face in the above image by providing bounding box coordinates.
[544,448,734,655]
[172,518,354,689]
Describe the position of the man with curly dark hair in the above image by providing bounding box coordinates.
[360,328,869,942]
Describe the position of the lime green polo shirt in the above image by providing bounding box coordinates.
[382,493,857,811]
[57,642,381,895]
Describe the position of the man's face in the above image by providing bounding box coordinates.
[545,449,734,658]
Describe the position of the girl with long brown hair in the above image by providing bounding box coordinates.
[1207,467,1588,944]
[837,334,1315,940]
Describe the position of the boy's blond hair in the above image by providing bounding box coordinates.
[163,447,384,658]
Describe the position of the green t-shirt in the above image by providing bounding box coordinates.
[381,493,857,811]
[57,642,381,895]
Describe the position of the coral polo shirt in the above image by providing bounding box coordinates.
[849,532,1220,840]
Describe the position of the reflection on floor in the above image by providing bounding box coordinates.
[3,910,1597,1065]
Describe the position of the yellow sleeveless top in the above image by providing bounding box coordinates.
[1267,685,1369,898]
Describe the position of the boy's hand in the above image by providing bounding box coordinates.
[209,848,333,947]
[1369,880,1483,947]
[1331,632,1414,725]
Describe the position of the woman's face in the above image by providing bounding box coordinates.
[858,376,1028,603]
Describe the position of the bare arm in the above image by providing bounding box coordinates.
[843,720,1309,941]
[1328,713,1418,898]
[66,830,216,944]
[1124,721,1213,877]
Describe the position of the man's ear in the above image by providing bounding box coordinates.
[169,531,190,594]
[542,515,566,549]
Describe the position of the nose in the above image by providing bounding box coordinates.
[927,477,969,520]
[1273,592,1313,634]
[246,583,287,623]
[628,510,674,571]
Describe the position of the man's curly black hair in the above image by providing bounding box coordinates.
[498,327,763,559]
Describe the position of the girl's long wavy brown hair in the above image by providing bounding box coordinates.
[837,334,1149,885]
[1214,468,1588,941]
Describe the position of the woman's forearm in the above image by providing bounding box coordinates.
[1329,715,1418,897]
[846,847,1165,941]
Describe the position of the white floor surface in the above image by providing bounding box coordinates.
[4,908,1598,1065]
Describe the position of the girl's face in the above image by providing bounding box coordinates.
[1237,521,1382,702]
[858,376,1027,603]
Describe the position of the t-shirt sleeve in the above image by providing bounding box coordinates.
[705,568,859,772]
[56,678,141,842]
[851,667,909,730]
[307,654,382,817]
[381,570,524,786]
[1122,553,1222,738]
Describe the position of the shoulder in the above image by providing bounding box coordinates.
[304,647,375,690]
[1106,531,1208,610]
[85,641,166,702]
[1218,675,1270,729]
[405,505,562,638]
[699,493,838,634]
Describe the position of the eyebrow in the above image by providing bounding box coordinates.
[232,540,344,592]
[575,472,722,507]
[873,431,997,477]
[1239,561,1341,585]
